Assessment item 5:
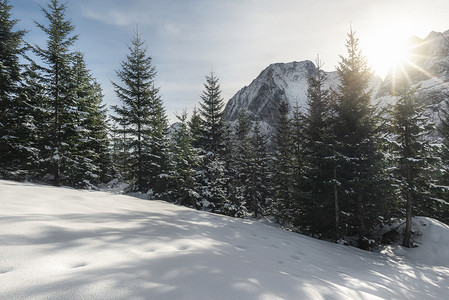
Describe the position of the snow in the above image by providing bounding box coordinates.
[379,217,449,268]
[1,179,449,299]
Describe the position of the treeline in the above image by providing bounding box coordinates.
[2,0,449,249]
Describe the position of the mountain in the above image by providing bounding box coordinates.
[225,30,449,135]
[1,179,449,299]
[224,60,381,136]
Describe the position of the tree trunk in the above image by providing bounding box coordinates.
[403,163,413,247]
[334,165,340,240]
[357,193,366,240]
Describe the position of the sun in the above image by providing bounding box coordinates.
[363,32,412,79]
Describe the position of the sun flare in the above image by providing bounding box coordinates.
[363,33,412,79]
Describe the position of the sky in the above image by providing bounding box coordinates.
[10,0,449,123]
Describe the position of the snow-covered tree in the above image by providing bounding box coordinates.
[111,30,169,194]
[298,59,339,238]
[334,28,388,247]
[168,111,202,207]
[390,81,439,247]
[198,72,226,156]
[0,0,31,179]
[29,0,79,186]
[71,52,112,188]
[272,101,295,225]
[247,121,272,217]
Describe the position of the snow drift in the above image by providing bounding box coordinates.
[1,180,448,299]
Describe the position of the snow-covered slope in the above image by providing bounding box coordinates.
[1,180,449,299]
[380,217,449,268]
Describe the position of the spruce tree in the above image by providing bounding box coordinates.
[188,107,202,149]
[391,81,438,247]
[231,112,253,216]
[437,93,449,224]
[111,30,169,194]
[30,0,79,186]
[0,0,30,179]
[299,59,338,238]
[248,121,272,217]
[272,101,295,225]
[71,52,112,188]
[198,72,225,156]
[168,111,202,206]
[334,28,387,247]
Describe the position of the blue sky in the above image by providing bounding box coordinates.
[10,0,449,123]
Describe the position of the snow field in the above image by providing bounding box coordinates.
[1,180,448,299]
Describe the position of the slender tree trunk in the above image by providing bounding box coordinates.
[334,165,340,240]
[53,65,60,186]
[357,193,366,241]
[403,163,412,247]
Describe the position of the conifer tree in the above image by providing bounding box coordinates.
[0,0,29,179]
[168,111,202,206]
[299,59,338,238]
[71,52,111,188]
[230,112,252,215]
[198,72,226,156]
[272,101,295,225]
[248,121,272,217]
[437,93,449,223]
[334,28,387,247]
[111,30,169,194]
[188,107,202,149]
[390,81,438,247]
[30,0,79,186]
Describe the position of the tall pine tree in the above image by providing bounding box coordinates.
[30,0,79,186]
[198,72,226,156]
[111,29,169,194]
[71,51,112,188]
[272,101,295,225]
[390,81,438,247]
[334,28,387,247]
[299,59,338,238]
[168,111,202,207]
[0,0,30,179]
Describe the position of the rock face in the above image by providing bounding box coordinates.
[224,60,378,135]
[224,60,340,133]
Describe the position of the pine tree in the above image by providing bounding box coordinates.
[111,30,169,194]
[30,0,79,186]
[0,0,30,179]
[198,72,226,156]
[437,93,449,224]
[230,111,253,216]
[188,107,202,149]
[71,52,112,188]
[390,81,438,247]
[248,121,272,217]
[272,101,295,225]
[299,59,338,238]
[334,28,387,247]
[199,154,229,213]
[168,111,202,206]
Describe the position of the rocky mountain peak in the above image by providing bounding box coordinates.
[224,60,336,131]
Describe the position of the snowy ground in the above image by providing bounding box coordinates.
[1,180,448,299]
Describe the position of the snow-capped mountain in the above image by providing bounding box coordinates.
[224,60,381,135]
[225,30,449,135]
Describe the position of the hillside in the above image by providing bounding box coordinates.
[1,180,448,299]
